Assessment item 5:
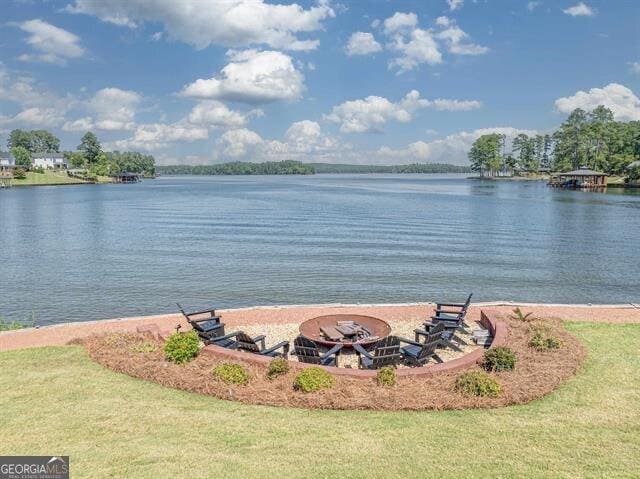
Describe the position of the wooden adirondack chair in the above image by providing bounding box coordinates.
[177,303,226,341]
[292,336,343,367]
[353,336,402,370]
[399,334,443,367]
[415,318,464,352]
[421,293,473,348]
[234,331,290,358]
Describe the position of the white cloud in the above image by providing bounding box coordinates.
[563,2,595,16]
[187,100,258,128]
[629,62,640,75]
[435,17,489,56]
[64,0,334,51]
[447,0,464,12]
[282,120,337,153]
[345,32,382,56]
[527,1,541,12]
[62,116,94,132]
[106,121,209,151]
[89,87,141,130]
[325,90,481,133]
[180,50,304,104]
[554,83,640,121]
[215,128,265,157]
[12,107,67,128]
[380,12,487,73]
[383,12,418,34]
[375,127,537,165]
[387,27,442,72]
[16,19,85,65]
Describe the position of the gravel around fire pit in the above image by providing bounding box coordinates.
[233,316,484,368]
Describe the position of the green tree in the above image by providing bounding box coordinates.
[10,146,32,168]
[469,134,502,177]
[29,130,60,153]
[7,130,32,151]
[64,151,87,168]
[512,134,537,172]
[552,108,589,171]
[78,131,102,164]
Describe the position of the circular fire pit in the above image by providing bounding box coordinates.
[299,314,392,348]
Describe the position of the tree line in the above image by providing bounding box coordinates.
[157,161,315,175]
[469,105,640,177]
[4,129,155,177]
[310,163,471,174]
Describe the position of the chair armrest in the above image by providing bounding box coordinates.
[262,341,290,357]
[431,315,459,323]
[398,336,422,347]
[323,343,343,358]
[434,309,462,314]
[353,343,373,359]
[414,329,430,341]
[437,302,465,307]
[253,335,266,349]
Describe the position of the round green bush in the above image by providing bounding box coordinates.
[455,371,501,397]
[529,330,562,351]
[376,366,396,387]
[163,330,200,364]
[212,363,251,385]
[266,357,290,380]
[293,367,335,393]
[482,346,516,372]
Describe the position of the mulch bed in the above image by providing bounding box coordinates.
[81,317,586,411]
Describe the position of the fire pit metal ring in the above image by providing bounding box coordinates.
[299,314,392,348]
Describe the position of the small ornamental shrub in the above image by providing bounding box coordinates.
[455,371,501,397]
[266,357,290,380]
[163,330,200,364]
[529,330,562,351]
[511,307,536,322]
[212,363,251,385]
[132,340,158,353]
[293,367,335,393]
[13,167,27,179]
[482,346,516,372]
[376,366,396,387]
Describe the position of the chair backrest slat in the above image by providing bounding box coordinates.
[294,336,322,364]
[235,332,261,353]
[371,336,401,369]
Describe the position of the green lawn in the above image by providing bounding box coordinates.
[1,322,638,478]
[12,170,88,186]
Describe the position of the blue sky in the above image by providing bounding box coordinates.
[0,0,638,165]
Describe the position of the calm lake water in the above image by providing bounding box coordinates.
[1,174,639,325]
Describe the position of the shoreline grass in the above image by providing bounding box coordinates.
[0,321,638,478]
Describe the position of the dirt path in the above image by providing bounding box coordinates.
[1,303,639,352]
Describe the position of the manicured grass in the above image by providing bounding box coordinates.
[0,322,638,478]
[12,170,88,186]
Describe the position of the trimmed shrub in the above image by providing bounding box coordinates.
[266,357,290,380]
[13,167,27,179]
[212,363,251,385]
[529,330,562,351]
[376,366,396,387]
[293,367,335,393]
[163,331,200,364]
[482,346,516,372]
[455,371,501,397]
[132,340,157,353]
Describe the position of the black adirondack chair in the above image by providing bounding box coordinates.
[422,293,473,348]
[177,303,226,341]
[292,336,343,366]
[399,334,443,367]
[235,331,290,358]
[414,320,463,352]
[353,336,402,370]
[206,330,242,349]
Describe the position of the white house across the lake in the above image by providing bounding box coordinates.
[0,152,15,166]
[32,152,67,169]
